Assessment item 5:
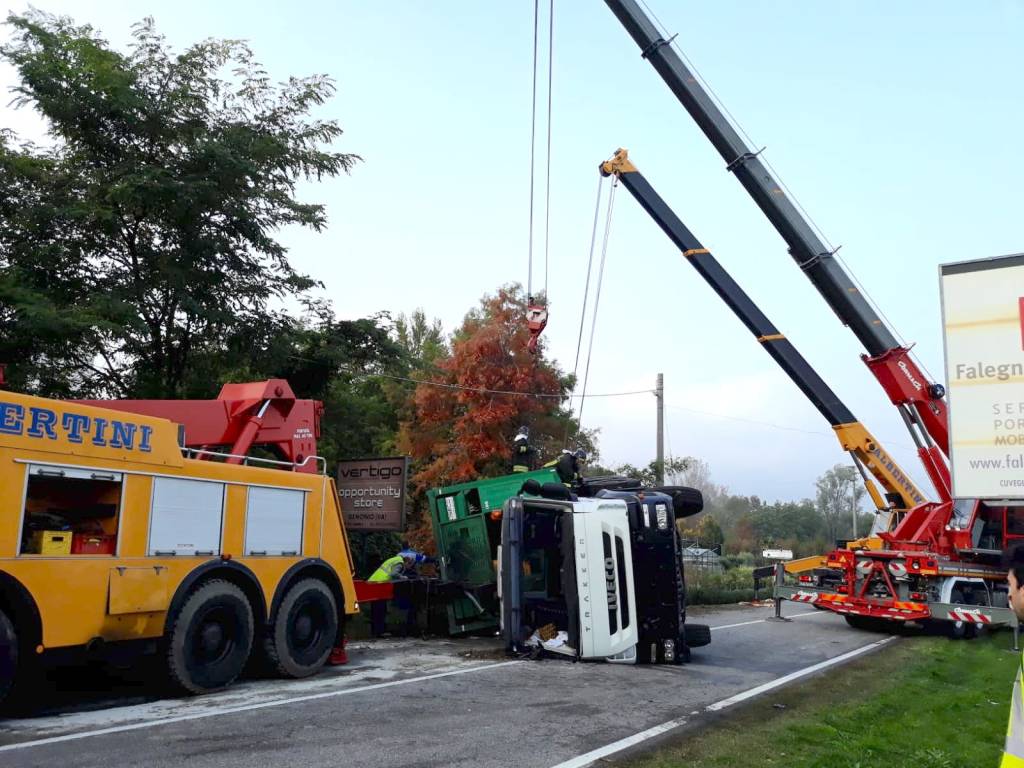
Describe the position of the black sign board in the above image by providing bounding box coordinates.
[337,456,408,532]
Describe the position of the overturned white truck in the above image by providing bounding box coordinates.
[499,483,710,664]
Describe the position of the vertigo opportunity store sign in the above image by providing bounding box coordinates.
[941,253,1024,498]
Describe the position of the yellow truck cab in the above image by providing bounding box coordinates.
[0,390,357,703]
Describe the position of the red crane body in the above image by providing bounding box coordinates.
[75,379,323,473]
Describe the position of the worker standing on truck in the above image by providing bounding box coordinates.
[546,448,586,487]
[368,549,432,637]
[1002,544,1024,766]
[510,426,539,473]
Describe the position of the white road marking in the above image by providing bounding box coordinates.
[710,609,828,631]
[548,636,896,768]
[0,607,851,754]
[705,637,896,710]
[0,660,521,753]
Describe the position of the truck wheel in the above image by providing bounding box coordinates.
[0,608,17,705]
[166,580,254,694]
[683,622,711,648]
[263,579,337,678]
[946,589,973,640]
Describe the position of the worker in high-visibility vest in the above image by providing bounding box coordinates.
[1003,544,1024,766]
[510,426,539,473]
[368,550,432,637]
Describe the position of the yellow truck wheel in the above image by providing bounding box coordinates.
[0,608,16,705]
[263,579,337,678]
[166,580,254,694]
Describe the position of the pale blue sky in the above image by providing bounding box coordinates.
[3,2,1022,503]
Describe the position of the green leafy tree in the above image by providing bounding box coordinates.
[815,464,867,542]
[0,12,358,397]
[612,457,689,487]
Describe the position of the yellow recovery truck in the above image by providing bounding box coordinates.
[0,386,358,703]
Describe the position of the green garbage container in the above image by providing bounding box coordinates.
[427,468,559,634]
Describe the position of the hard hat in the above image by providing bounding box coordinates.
[573,449,588,461]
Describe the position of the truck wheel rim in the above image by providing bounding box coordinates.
[290,598,325,653]
[194,606,235,664]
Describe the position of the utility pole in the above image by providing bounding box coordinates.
[848,469,858,539]
[656,373,664,484]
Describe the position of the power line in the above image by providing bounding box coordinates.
[662,402,918,452]
[304,359,654,400]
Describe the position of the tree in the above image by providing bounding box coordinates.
[613,457,689,488]
[394,309,447,369]
[682,515,723,551]
[397,284,590,550]
[815,464,866,543]
[666,456,728,511]
[0,12,358,397]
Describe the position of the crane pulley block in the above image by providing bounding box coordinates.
[526,305,549,354]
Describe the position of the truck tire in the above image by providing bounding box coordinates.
[0,608,17,705]
[683,622,711,648]
[652,486,704,518]
[263,579,337,679]
[166,580,254,694]
[946,589,974,640]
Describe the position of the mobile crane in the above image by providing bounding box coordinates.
[599,150,1016,632]
[604,0,1018,632]
[598,149,924,556]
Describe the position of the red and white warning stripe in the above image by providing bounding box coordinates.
[947,609,991,624]
[791,591,818,603]
[888,562,908,578]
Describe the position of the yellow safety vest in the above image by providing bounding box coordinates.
[1004,651,1024,767]
[368,555,405,583]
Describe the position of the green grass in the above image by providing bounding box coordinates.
[622,631,1019,768]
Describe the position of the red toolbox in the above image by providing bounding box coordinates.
[71,533,116,555]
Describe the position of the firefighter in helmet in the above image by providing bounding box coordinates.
[510,425,539,473]
[546,447,587,487]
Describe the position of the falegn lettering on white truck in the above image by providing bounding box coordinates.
[955,361,1024,382]
[0,401,153,452]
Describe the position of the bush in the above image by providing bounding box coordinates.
[686,565,768,605]
[687,585,759,605]
[720,552,756,570]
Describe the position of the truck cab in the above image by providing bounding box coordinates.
[499,486,709,664]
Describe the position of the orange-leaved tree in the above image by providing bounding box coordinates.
[398,284,592,551]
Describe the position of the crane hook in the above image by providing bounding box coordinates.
[526,304,549,354]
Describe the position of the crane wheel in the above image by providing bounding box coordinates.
[166,580,254,694]
[263,579,337,679]
[0,608,17,705]
[945,589,975,640]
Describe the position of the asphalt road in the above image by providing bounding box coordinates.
[0,603,895,768]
